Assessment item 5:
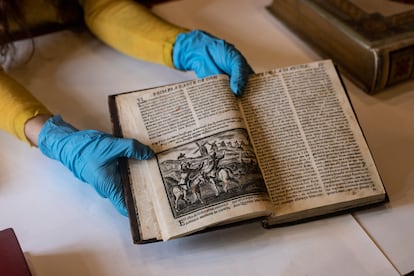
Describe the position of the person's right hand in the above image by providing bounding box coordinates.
[38,115,154,216]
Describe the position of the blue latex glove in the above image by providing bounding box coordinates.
[173,30,254,96]
[38,115,154,216]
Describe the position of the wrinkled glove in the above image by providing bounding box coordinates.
[173,30,254,96]
[38,115,154,216]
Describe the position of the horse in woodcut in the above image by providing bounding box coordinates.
[172,173,206,210]
[172,161,204,210]
[188,173,205,204]
[199,149,241,195]
[217,166,235,193]
[198,151,231,196]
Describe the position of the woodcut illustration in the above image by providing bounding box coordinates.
[157,129,266,218]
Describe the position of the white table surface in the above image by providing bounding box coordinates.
[1,0,413,275]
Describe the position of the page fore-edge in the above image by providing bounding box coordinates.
[108,94,158,244]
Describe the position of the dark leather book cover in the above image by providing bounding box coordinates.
[0,228,32,276]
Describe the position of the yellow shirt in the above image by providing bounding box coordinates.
[1,0,187,143]
[9,1,64,33]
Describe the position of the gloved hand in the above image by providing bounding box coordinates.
[173,30,254,96]
[38,115,154,216]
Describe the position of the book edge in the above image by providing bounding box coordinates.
[108,94,161,244]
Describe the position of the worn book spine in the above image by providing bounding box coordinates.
[268,0,414,94]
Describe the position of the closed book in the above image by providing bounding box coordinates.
[268,0,414,93]
[0,228,32,276]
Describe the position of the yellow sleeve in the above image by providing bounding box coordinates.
[0,68,51,144]
[81,0,188,67]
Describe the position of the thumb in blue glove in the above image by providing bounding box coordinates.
[173,30,254,96]
[38,115,154,216]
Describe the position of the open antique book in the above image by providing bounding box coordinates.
[109,60,387,243]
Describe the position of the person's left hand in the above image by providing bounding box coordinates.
[173,30,254,96]
[38,115,154,216]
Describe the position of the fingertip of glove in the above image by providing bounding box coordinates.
[122,138,154,160]
[109,188,129,217]
[230,77,246,97]
[112,199,128,217]
[117,204,128,217]
[230,63,254,96]
[134,141,155,160]
[230,85,243,97]
[142,147,155,160]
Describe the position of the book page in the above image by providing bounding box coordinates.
[240,60,386,224]
[115,75,273,240]
[127,159,162,241]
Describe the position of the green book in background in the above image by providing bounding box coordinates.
[268,0,414,93]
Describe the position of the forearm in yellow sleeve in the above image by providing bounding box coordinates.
[0,68,51,144]
[81,0,188,67]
